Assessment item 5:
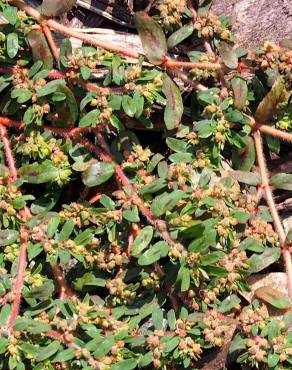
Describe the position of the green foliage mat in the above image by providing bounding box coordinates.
[0,1,291,369]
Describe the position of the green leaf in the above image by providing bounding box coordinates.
[14,318,51,334]
[79,109,100,127]
[0,229,18,246]
[218,42,238,69]
[19,163,60,184]
[255,77,286,123]
[254,286,290,309]
[151,190,185,217]
[169,152,194,164]
[167,309,176,330]
[229,334,246,354]
[93,336,115,357]
[270,173,292,191]
[100,194,116,210]
[36,341,61,362]
[231,77,247,110]
[134,12,167,65]
[111,359,138,370]
[219,294,241,313]
[80,65,91,80]
[267,353,279,368]
[0,337,8,355]
[137,241,169,265]
[230,170,261,186]
[58,219,74,242]
[36,79,66,97]
[152,307,164,329]
[29,61,43,78]
[27,30,53,69]
[52,348,76,362]
[201,251,225,266]
[162,75,183,130]
[74,272,106,290]
[167,23,194,48]
[140,178,168,194]
[266,135,280,154]
[123,206,140,222]
[181,267,190,292]
[0,304,11,325]
[166,138,187,153]
[239,237,264,253]
[179,222,205,239]
[11,89,32,104]
[248,248,281,273]
[74,229,93,245]
[162,336,180,353]
[133,92,144,118]
[131,226,153,256]
[6,32,18,59]
[197,88,220,105]
[2,5,18,25]
[122,95,136,117]
[195,119,216,138]
[47,215,61,238]
[82,161,115,187]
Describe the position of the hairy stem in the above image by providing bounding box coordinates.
[42,23,60,60]
[256,124,292,143]
[7,223,28,332]
[0,125,18,181]
[253,131,292,302]
[164,58,222,70]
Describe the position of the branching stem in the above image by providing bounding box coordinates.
[253,131,292,302]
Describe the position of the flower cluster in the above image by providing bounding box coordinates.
[194,14,232,41]
[155,0,188,28]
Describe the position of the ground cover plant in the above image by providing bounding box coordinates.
[0,0,291,369]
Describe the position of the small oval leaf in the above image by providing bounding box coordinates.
[134,12,167,65]
[162,75,183,130]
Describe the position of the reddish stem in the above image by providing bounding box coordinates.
[47,19,139,59]
[164,57,222,70]
[42,23,60,61]
[7,224,28,331]
[253,131,292,303]
[0,125,18,181]
[256,124,292,143]
[50,264,76,300]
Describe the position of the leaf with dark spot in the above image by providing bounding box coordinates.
[231,77,248,110]
[27,30,53,69]
[232,136,255,171]
[218,42,238,69]
[248,248,281,273]
[255,77,287,123]
[134,12,167,65]
[255,286,290,309]
[270,173,292,191]
[0,230,19,246]
[162,75,183,130]
[167,23,194,48]
[131,226,153,256]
